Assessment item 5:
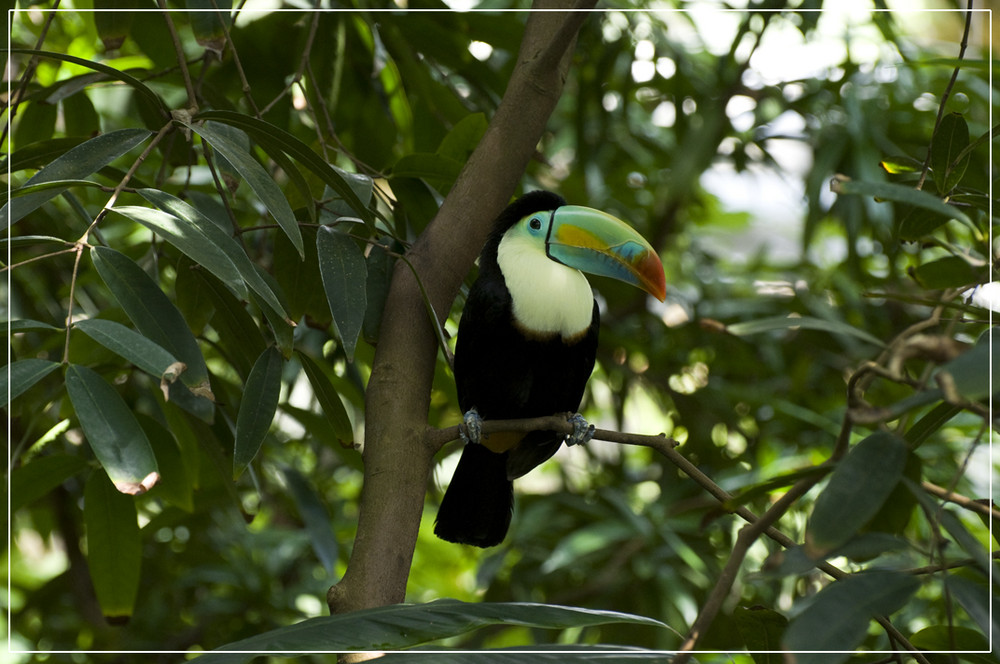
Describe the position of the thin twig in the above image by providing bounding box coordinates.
[3,0,62,148]
[158,2,198,110]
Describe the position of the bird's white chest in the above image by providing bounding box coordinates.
[497,233,594,339]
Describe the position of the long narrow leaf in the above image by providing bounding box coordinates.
[832,177,972,236]
[727,314,885,348]
[296,351,353,443]
[194,110,376,229]
[84,469,142,620]
[74,318,181,381]
[192,600,668,662]
[65,364,159,495]
[182,121,304,258]
[2,128,151,228]
[111,205,248,299]
[233,347,283,479]
[11,454,90,512]
[138,188,289,319]
[282,466,338,573]
[317,227,367,362]
[5,358,61,405]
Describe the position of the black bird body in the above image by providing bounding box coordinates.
[434,191,664,547]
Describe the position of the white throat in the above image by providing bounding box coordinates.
[496,232,594,338]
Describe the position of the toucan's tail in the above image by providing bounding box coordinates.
[434,443,513,548]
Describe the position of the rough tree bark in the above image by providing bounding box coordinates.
[327,0,598,616]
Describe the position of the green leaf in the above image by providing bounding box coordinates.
[831,177,972,238]
[84,469,141,620]
[946,575,998,648]
[233,347,283,479]
[193,600,668,661]
[11,454,90,512]
[2,128,152,228]
[930,112,970,194]
[191,269,267,380]
[909,254,981,289]
[75,318,182,381]
[65,364,160,495]
[13,100,58,147]
[194,110,376,230]
[391,152,464,183]
[934,334,997,402]
[910,626,993,664]
[317,227,367,362]
[182,120,304,258]
[804,432,908,558]
[879,155,922,174]
[363,243,395,344]
[4,358,61,405]
[296,351,353,444]
[93,0,135,50]
[904,402,961,449]
[111,205,248,300]
[437,112,487,162]
[282,466,338,573]
[726,315,885,348]
[4,178,104,206]
[138,188,288,319]
[274,226,329,326]
[138,414,193,512]
[90,247,212,401]
[733,606,787,664]
[186,0,231,55]
[782,570,919,662]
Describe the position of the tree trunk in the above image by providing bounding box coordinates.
[327,0,598,617]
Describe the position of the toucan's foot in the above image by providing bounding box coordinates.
[460,407,483,445]
[566,413,595,447]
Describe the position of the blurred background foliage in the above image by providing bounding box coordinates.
[4,0,996,658]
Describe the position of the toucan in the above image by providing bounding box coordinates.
[434,190,666,547]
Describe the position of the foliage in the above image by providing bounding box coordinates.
[4,1,996,661]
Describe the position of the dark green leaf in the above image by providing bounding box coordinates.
[930,112,970,194]
[62,89,101,137]
[945,575,998,648]
[182,121,304,258]
[274,226,329,326]
[733,606,787,664]
[190,268,267,380]
[296,351,353,444]
[192,110,376,229]
[282,466,338,573]
[932,333,997,402]
[910,626,992,664]
[317,227,367,362]
[13,101,58,147]
[90,247,213,404]
[904,402,961,449]
[65,364,160,495]
[909,254,981,289]
[93,0,135,50]
[832,177,972,237]
[2,128,152,228]
[84,469,141,620]
[111,205,248,300]
[363,243,395,344]
[233,347,283,479]
[186,0,231,55]
[805,432,908,557]
[193,600,668,661]
[138,414,193,512]
[437,112,487,162]
[75,318,181,381]
[782,570,920,661]
[391,152,463,183]
[11,454,90,512]
[138,188,288,319]
[321,169,374,220]
[4,358,61,405]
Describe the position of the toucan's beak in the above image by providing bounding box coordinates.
[546,206,666,301]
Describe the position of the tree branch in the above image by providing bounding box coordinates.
[327,1,598,619]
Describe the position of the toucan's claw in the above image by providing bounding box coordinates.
[460,407,483,445]
[566,413,595,447]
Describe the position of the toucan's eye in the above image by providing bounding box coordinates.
[528,217,543,231]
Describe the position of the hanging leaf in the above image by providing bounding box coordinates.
[75,318,182,382]
[733,606,787,664]
[930,112,970,194]
[726,314,885,348]
[137,414,193,512]
[84,469,142,621]
[2,128,151,228]
[191,268,267,380]
[317,227,367,362]
[831,176,972,238]
[233,347,283,479]
[782,570,919,662]
[181,120,304,258]
[186,0,232,56]
[65,364,160,495]
[804,432,908,558]
[282,466,338,573]
[4,358,61,405]
[909,254,981,290]
[11,454,90,512]
[111,205,248,300]
[296,351,353,444]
